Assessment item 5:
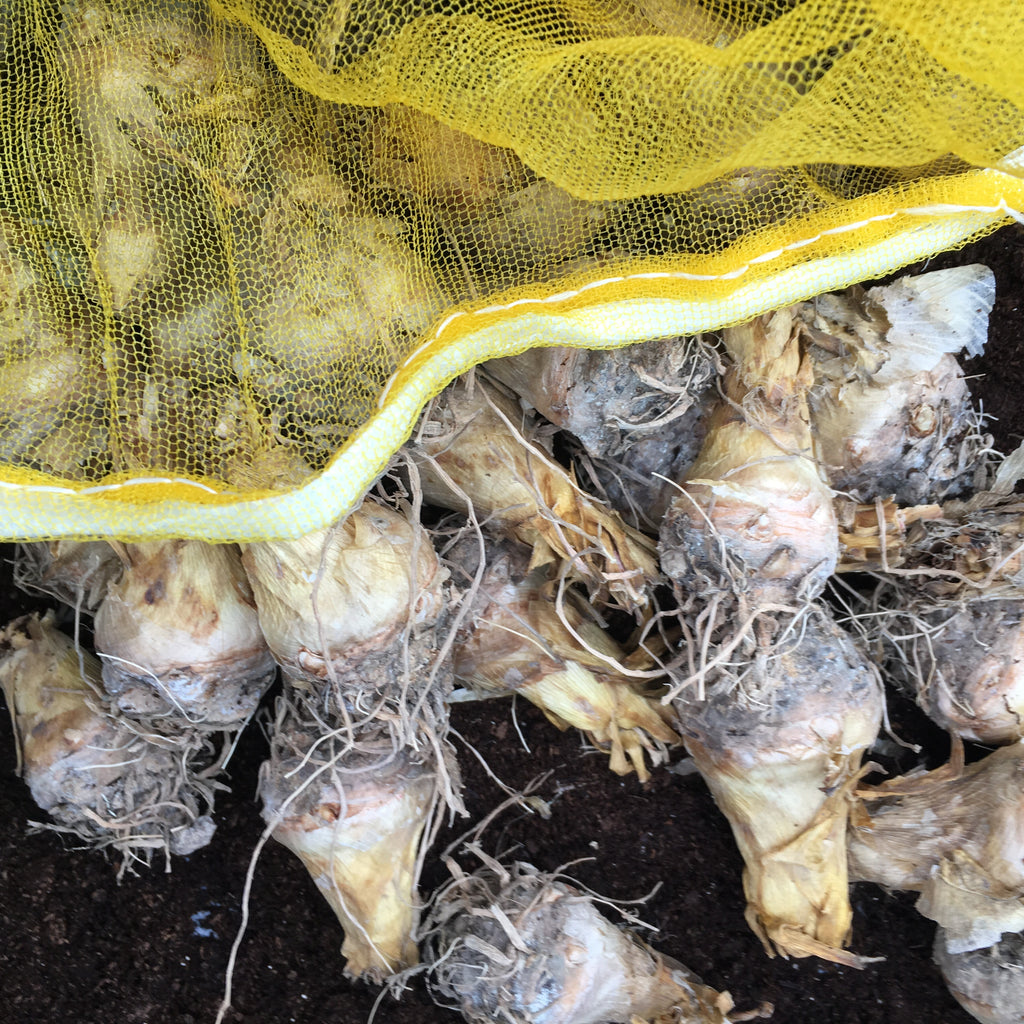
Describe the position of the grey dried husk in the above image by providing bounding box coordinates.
[93,540,276,727]
[849,741,1024,954]
[868,497,1024,743]
[424,857,735,1024]
[0,612,218,870]
[241,496,450,725]
[485,337,718,460]
[412,375,658,614]
[449,534,679,781]
[259,696,444,981]
[897,597,1024,744]
[935,929,1024,1024]
[678,606,884,966]
[485,335,720,529]
[799,264,994,505]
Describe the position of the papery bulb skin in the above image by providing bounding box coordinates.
[413,376,658,614]
[14,540,121,614]
[660,307,838,608]
[912,599,1024,744]
[935,929,1024,1024]
[260,705,440,980]
[242,496,448,708]
[850,741,1024,953]
[450,537,678,780]
[869,497,1024,744]
[425,860,734,1024]
[802,265,994,505]
[94,540,276,727]
[0,613,217,867]
[679,608,883,965]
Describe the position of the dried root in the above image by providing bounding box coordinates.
[835,498,942,573]
[13,540,122,616]
[448,536,679,781]
[412,375,658,615]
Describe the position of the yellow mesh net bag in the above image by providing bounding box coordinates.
[1,0,1022,540]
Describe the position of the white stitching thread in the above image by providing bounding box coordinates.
[0,476,222,497]
[375,197,1021,409]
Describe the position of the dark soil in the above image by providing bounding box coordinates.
[3,222,1024,1024]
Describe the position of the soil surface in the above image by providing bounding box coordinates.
[3,222,1024,1024]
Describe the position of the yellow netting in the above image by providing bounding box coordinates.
[0,0,1022,540]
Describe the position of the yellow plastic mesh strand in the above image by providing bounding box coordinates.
[0,0,1022,540]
